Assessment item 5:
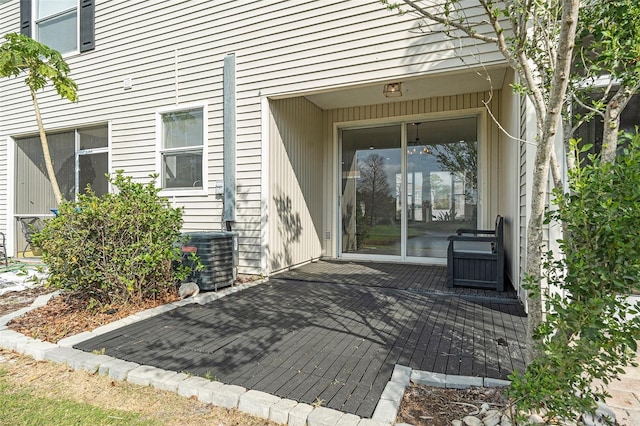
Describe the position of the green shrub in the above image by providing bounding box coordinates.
[33,171,191,307]
[508,134,640,423]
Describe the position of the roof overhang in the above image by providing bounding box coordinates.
[304,67,508,110]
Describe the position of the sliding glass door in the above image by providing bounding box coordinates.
[340,116,478,261]
[341,125,402,256]
[405,117,478,258]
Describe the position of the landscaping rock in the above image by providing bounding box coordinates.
[527,413,545,424]
[483,409,501,426]
[463,415,483,426]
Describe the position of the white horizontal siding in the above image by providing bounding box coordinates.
[0,0,507,274]
[0,1,19,242]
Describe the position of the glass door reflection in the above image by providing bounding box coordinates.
[341,125,402,256]
[405,118,478,258]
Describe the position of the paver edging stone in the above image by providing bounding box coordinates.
[1,279,406,426]
[374,366,518,426]
[79,353,113,374]
[177,376,211,398]
[0,307,32,326]
[57,331,97,347]
[307,406,345,426]
[107,360,140,381]
[127,365,175,387]
[288,402,314,426]
[209,384,247,409]
[357,419,388,425]
[238,389,281,418]
[336,413,361,425]
[269,398,299,424]
[32,291,59,308]
[197,380,226,404]
[153,371,190,392]
[15,338,56,361]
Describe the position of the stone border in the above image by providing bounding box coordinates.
[370,365,511,425]
[375,367,619,426]
[0,280,392,425]
[6,281,613,426]
[2,282,617,426]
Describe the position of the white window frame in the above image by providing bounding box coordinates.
[12,123,110,204]
[156,103,208,196]
[334,108,487,265]
[75,125,110,197]
[32,0,80,55]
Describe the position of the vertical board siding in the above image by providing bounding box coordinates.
[268,98,324,274]
[496,70,519,290]
[0,0,507,274]
[519,94,529,301]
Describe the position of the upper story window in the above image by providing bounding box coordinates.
[159,107,205,191]
[20,0,95,54]
[36,0,78,53]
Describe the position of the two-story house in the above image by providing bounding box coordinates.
[0,0,534,299]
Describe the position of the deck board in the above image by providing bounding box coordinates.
[74,261,526,418]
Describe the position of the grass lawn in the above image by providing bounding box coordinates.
[364,224,421,246]
[0,348,276,426]
[0,370,156,425]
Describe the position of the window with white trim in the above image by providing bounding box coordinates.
[20,0,95,54]
[15,124,109,215]
[160,108,204,190]
[36,0,77,53]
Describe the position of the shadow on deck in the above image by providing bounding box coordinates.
[75,260,527,418]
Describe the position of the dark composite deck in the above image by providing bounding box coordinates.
[75,261,527,418]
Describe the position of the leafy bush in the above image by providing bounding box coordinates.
[508,134,640,423]
[33,171,191,307]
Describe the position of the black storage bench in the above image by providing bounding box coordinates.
[446,215,504,292]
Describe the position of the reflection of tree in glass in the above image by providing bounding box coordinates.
[429,174,451,210]
[357,154,394,227]
[430,141,477,202]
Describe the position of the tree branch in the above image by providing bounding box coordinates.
[549,147,563,190]
[401,0,499,43]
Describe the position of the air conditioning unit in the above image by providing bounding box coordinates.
[180,232,238,291]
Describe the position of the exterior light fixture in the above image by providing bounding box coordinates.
[383,82,402,98]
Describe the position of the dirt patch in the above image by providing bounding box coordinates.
[396,384,508,426]
[0,348,277,426]
[8,291,180,343]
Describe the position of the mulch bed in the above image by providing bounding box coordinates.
[396,384,508,426]
[3,281,512,425]
[7,291,179,343]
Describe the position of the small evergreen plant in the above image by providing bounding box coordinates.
[508,134,640,423]
[33,171,192,307]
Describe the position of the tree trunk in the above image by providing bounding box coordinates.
[30,88,64,204]
[601,83,640,164]
[524,0,580,363]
